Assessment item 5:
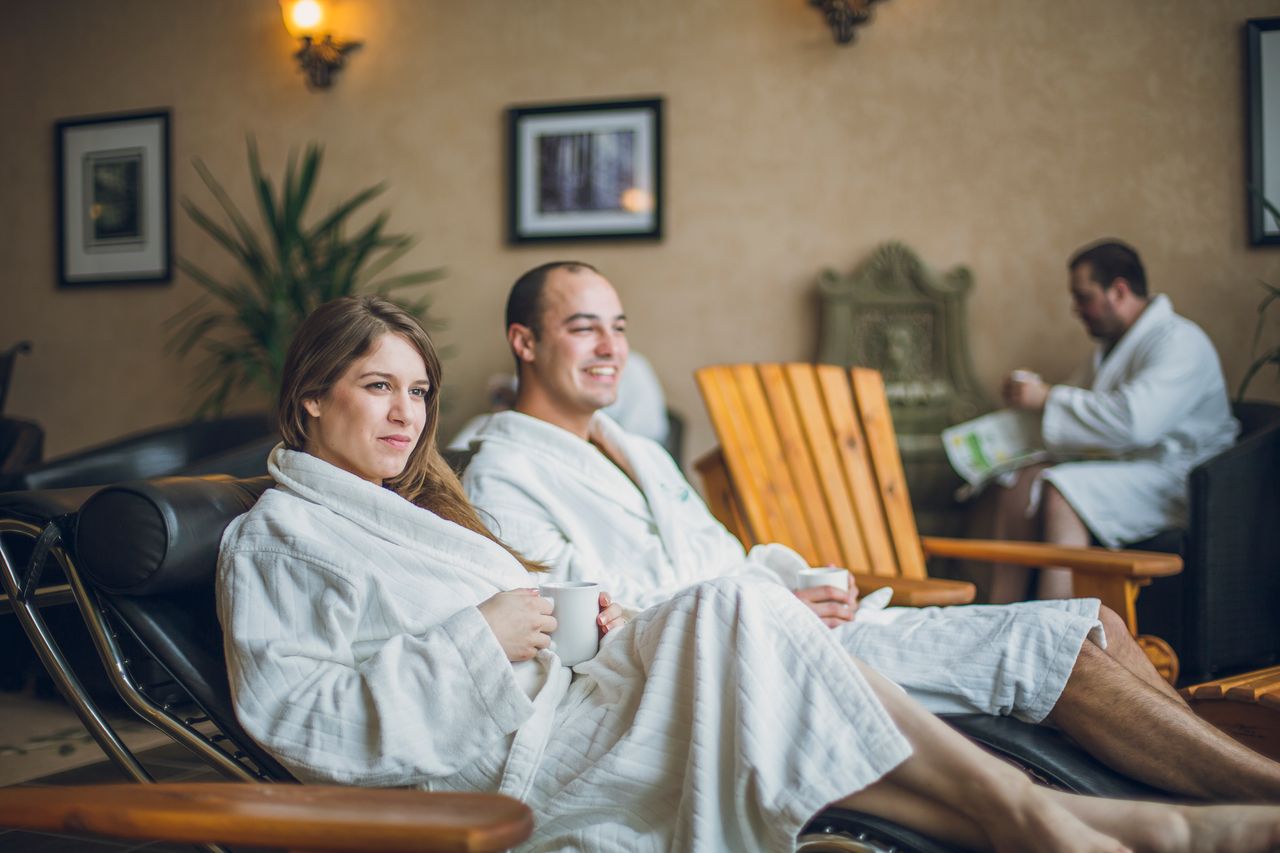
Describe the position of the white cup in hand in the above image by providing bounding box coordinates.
[1010,369,1041,386]
[795,567,850,592]
[538,581,601,666]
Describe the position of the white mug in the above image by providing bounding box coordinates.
[1010,369,1041,385]
[795,567,851,592]
[538,581,601,666]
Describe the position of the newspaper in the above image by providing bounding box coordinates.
[941,409,1048,491]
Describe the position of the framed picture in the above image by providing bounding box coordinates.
[1247,19,1280,246]
[507,97,662,243]
[56,109,172,286]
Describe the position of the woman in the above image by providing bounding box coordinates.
[218,296,1279,853]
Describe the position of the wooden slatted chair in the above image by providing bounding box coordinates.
[1181,664,1280,762]
[694,363,1183,681]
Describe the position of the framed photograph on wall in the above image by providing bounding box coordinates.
[507,97,663,243]
[1247,18,1280,246]
[56,109,172,286]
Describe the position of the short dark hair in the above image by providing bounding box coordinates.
[505,261,599,337]
[1068,240,1147,297]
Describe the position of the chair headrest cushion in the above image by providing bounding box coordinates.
[75,476,271,595]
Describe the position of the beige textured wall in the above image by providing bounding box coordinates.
[2,0,1276,462]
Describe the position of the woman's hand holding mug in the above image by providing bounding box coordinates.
[479,588,556,662]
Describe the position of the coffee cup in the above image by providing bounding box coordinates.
[538,581,601,666]
[795,567,851,592]
[1010,369,1041,386]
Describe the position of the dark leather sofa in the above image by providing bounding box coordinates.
[0,413,278,492]
[1134,402,1280,684]
[0,341,42,482]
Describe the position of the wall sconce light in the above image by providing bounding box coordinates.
[279,0,362,89]
[811,0,885,45]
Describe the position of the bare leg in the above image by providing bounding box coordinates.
[1049,641,1280,801]
[1095,604,1186,706]
[835,659,1280,851]
[983,464,1047,603]
[1038,483,1088,598]
[835,780,989,851]
[836,660,1130,852]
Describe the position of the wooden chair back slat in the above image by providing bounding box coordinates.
[848,368,929,579]
[814,365,900,577]
[756,364,845,566]
[696,366,783,547]
[782,364,873,572]
[727,364,821,562]
[697,362,914,578]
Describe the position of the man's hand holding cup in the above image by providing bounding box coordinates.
[1004,369,1049,412]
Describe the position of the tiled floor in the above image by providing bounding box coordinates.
[1,741,245,852]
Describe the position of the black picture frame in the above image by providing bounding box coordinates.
[1247,18,1280,246]
[507,97,663,244]
[55,109,172,286]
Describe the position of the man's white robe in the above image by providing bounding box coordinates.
[1040,294,1238,547]
[465,412,1105,724]
[218,447,911,853]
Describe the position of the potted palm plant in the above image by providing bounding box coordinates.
[168,138,442,415]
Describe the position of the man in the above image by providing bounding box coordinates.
[447,350,669,452]
[462,260,1280,801]
[991,240,1239,600]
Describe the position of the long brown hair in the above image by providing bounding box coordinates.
[279,295,545,572]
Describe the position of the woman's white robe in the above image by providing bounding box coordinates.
[464,411,1104,724]
[1039,294,1239,547]
[218,447,911,852]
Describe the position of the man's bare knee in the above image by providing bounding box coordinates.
[1097,605,1131,644]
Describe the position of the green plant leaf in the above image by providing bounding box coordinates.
[170,141,444,416]
[308,183,386,238]
[1238,345,1280,401]
[190,159,270,279]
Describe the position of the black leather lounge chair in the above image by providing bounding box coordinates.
[0,476,1169,853]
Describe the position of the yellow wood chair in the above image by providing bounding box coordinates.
[1181,664,1280,762]
[694,363,1183,682]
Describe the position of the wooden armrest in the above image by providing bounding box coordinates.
[920,537,1182,578]
[852,574,976,607]
[0,783,533,853]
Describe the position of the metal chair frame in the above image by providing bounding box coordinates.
[0,516,273,785]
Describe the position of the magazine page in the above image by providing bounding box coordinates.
[941,409,1047,489]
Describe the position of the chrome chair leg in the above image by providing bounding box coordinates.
[0,518,151,783]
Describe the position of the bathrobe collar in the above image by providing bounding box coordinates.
[1093,293,1172,388]
[269,444,523,578]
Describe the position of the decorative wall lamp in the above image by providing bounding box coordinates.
[279,0,362,89]
[811,0,885,45]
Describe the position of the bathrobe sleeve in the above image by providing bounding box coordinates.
[1042,326,1214,453]
[220,542,534,787]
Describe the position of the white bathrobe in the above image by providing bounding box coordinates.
[218,447,911,853]
[465,411,1105,724]
[1041,294,1239,547]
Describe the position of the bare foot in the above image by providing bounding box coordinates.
[1169,804,1280,853]
[1078,801,1280,853]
